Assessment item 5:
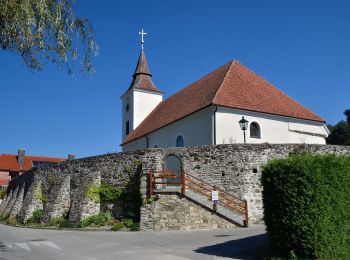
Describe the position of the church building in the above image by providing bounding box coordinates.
[121,35,329,152]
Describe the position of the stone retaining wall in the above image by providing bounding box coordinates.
[1,144,350,230]
[140,194,236,231]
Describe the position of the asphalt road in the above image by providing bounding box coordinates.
[0,224,267,260]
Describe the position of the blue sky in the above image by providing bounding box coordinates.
[1,0,349,158]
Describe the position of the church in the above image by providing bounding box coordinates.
[121,35,329,152]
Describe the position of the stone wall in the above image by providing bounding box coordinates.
[0,151,147,224]
[152,144,350,224]
[141,194,236,231]
[1,144,350,231]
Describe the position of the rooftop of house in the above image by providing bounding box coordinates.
[123,59,324,145]
[0,154,66,172]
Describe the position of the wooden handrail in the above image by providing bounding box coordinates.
[186,172,243,202]
[153,181,182,185]
[154,175,181,179]
[186,177,245,213]
[185,178,212,193]
[185,183,211,199]
[148,169,249,226]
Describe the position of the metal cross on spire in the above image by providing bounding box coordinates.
[139,29,147,49]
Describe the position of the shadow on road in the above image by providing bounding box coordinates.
[195,234,268,259]
[0,240,9,260]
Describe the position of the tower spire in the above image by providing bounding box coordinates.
[126,30,162,93]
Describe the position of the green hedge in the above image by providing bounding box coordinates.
[262,153,350,258]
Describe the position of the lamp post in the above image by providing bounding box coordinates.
[239,116,249,144]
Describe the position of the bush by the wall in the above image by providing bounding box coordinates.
[27,209,43,224]
[111,222,124,231]
[262,153,350,258]
[0,189,6,200]
[80,212,112,228]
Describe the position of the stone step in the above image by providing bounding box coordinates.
[184,189,246,226]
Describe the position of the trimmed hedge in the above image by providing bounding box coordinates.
[262,153,350,258]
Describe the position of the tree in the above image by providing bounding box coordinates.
[326,109,350,145]
[0,0,98,74]
[344,109,350,126]
[327,121,350,145]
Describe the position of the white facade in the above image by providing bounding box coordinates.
[121,89,163,142]
[122,107,214,151]
[122,106,329,151]
[215,107,329,145]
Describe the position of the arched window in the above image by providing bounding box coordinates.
[176,135,184,147]
[250,122,261,139]
[126,102,130,112]
[126,121,130,135]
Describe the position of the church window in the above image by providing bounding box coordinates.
[250,122,261,139]
[126,121,130,135]
[126,103,130,112]
[176,135,184,147]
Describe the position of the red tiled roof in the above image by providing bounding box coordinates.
[0,179,9,186]
[0,154,65,172]
[123,60,324,145]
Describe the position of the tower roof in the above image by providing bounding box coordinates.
[123,60,324,145]
[127,49,162,94]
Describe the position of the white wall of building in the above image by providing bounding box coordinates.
[121,89,162,142]
[122,107,214,151]
[133,90,163,128]
[122,106,329,151]
[121,91,134,141]
[215,107,328,145]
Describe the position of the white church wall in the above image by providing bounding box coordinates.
[133,90,163,129]
[215,107,327,145]
[121,92,134,141]
[123,107,214,151]
[122,136,148,151]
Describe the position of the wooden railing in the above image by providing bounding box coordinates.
[148,169,248,226]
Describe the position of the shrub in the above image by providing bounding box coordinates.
[123,218,139,231]
[47,209,71,227]
[0,189,6,199]
[59,219,74,228]
[27,209,43,224]
[111,222,124,231]
[0,214,5,222]
[262,153,350,258]
[6,216,18,226]
[129,222,139,231]
[47,217,60,226]
[123,218,134,228]
[80,212,112,228]
[85,183,122,204]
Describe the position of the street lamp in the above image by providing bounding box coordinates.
[239,116,249,144]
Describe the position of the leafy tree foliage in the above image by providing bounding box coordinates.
[0,0,98,74]
[345,109,350,125]
[326,109,350,145]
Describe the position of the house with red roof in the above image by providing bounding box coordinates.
[121,47,329,152]
[0,149,68,189]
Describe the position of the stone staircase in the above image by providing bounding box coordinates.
[150,170,248,227]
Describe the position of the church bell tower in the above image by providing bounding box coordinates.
[121,30,163,142]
